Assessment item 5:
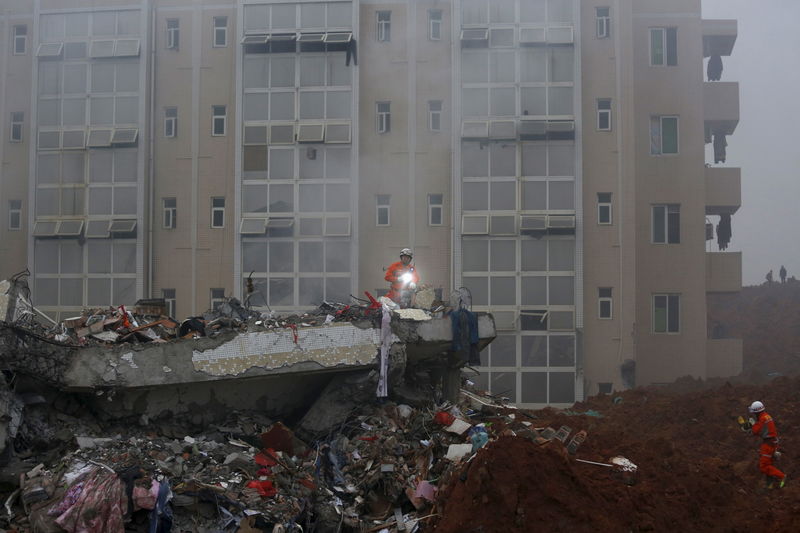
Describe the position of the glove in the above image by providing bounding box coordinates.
[749,417,756,426]
[409,282,417,291]
[774,451,782,460]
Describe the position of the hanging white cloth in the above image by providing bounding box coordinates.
[376,306,391,398]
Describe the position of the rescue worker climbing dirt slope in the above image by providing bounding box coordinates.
[741,400,786,489]
[384,248,420,308]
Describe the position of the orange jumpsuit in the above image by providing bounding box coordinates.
[384,261,419,303]
[751,411,785,481]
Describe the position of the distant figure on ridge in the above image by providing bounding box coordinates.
[766,270,773,285]
[779,265,787,284]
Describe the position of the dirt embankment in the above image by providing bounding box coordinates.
[708,281,800,378]
[436,376,800,532]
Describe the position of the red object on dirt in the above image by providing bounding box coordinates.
[260,423,296,455]
[255,451,277,467]
[434,411,456,426]
[246,480,277,498]
[365,291,382,310]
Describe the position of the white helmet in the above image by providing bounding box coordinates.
[400,248,413,258]
[749,401,765,414]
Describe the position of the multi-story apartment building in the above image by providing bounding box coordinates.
[0,0,742,407]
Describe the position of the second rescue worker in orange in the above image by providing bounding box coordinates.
[384,248,419,305]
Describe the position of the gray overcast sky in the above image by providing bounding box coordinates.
[701,0,800,284]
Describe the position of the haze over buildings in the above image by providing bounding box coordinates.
[0,0,744,407]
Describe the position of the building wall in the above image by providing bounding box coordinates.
[0,2,34,279]
[0,0,741,404]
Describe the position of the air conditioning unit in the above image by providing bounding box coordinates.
[461,121,489,139]
[547,215,576,229]
[489,120,516,140]
[546,26,574,44]
[520,215,547,232]
[490,215,516,235]
[547,120,575,133]
[519,27,546,45]
[519,120,547,138]
[462,215,489,235]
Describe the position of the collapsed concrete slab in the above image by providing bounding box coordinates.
[1,308,495,421]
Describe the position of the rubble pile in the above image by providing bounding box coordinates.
[1,385,555,533]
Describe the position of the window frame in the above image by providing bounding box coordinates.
[596,99,611,131]
[162,288,176,318]
[650,27,677,66]
[596,7,610,39]
[211,197,225,229]
[164,107,177,138]
[210,288,226,311]
[166,18,180,49]
[163,197,177,229]
[12,25,27,55]
[213,16,228,48]
[376,101,391,134]
[429,9,442,41]
[651,115,679,155]
[598,287,613,319]
[376,11,391,42]
[10,112,23,142]
[428,193,443,226]
[597,192,612,225]
[376,194,391,226]
[428,100,442,132]
[651,204,680,244]
[212,105,227,136]
[8,200,22,231]
[653,293,680,333]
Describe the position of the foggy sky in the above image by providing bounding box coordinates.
[702,0,800,284]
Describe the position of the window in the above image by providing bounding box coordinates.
[597,193,612,225]
[428,194,443,226]
[213,16,228,47]
[166,18,179,49]
[10,112,23,142]
[653,293,680,333]
[652,204,680,244]
[428,100,442,132]
[598,287,613,319]
[650,116,678,155]
[162,289,176,318]
[12,25,27,55]
[211,197,225,228]
[650,27,677,66]
[163,197,176,229]
[597,99,611,131]
[376,194,390,226]
[210,288,225,311]
[429,10,442,41]
[377,11,391,42]
[164,107,177,138]
[8,200,22,230]
[596,7,610,39]
[376,102,391,133]
[212,105,226,136]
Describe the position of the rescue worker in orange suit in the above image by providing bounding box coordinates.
[743,401,786,489]
[384,248,419,307]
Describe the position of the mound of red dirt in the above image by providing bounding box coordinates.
[435,375,800,532]
[708,281,800,378]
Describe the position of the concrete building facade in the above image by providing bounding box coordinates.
[0,0,742,407]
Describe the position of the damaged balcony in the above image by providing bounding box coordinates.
[706,251,742,293]
[706,337,743,378]
[705,166,741,215]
